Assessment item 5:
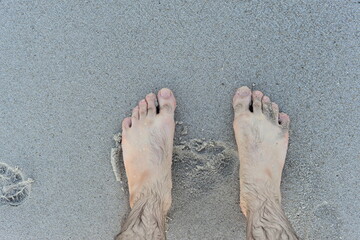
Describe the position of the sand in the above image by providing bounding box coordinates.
[0,0,359,239]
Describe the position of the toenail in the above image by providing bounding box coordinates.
[237,89,250,97]
[147,93,155,99]
[160,89,171,98]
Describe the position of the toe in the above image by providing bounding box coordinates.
[139,99,147,119]
[157,88,176,115]
[262,96,273,119]
[131,106,139,121]
[145,93,156,118]
[122,117,132,130]
[233,86,251,116]
[252,90,264,114]
[279,112,290,129]
[272,103,279,123]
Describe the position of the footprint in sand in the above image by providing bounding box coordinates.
[172,139,238,199]
[307,201,343,240]
[111,123,239,200]
[0,162,33,206]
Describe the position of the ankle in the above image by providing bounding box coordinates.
[118,189,167,240]
[240,181,281,217]
[130,182,172,214]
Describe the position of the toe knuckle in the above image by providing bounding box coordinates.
[161,104,173,112]
[234,103,244,109]
[253,101,261,107]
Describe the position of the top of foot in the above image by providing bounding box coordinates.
[121,88,176,212]
[232,86,290,216]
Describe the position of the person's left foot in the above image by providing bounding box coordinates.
[121,88,176,213]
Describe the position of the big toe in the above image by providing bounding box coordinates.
[233,86,251,116]
[157,88,176,115]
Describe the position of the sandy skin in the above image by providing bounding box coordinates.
[117,87,297,240]
[232,86,290,216]
[121,88,176,214]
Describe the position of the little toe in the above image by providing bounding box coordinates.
[145,93,156,118]
[279,112,290,129]
[138,99,147,119]
[252,90,264,114]
[272,103,279,124]
[122,117,132,130]
[157,88,176,115]
[262,96,273,119]
[233,86,251,116]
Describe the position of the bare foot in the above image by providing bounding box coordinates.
[121,88,176,214]
[232,86,290,217]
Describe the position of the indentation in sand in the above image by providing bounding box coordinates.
[172,139,238,199]
[111,121,239,201]
[0,162,33,206]
[111,132,122,182]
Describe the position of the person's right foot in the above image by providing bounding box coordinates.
[232,86,290,217]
